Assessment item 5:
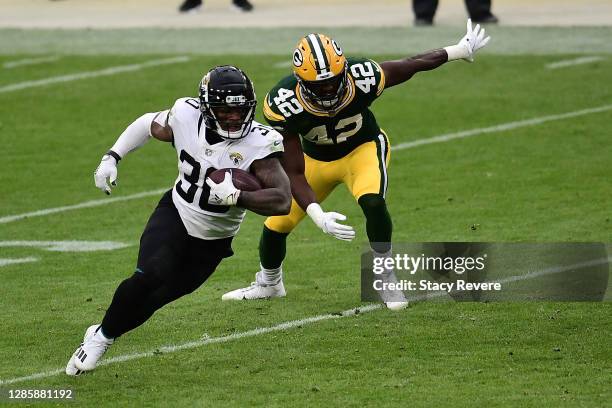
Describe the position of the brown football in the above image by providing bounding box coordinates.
[208,168,262,191]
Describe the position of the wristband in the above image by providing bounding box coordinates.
[106,150,122,163]
[443,45,466,61]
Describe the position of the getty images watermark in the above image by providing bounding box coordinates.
[361,243,611,302]
[371,251,499,293]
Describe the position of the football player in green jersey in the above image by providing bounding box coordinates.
[223,20,490,309]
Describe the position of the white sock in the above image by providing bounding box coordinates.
[372,247,406,302]
[260,264,282,285]
[373,248,392,259]
[373,247,393,271]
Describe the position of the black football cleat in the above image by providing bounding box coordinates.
[179,0,202,13]
[471,14,499,24]
[414,18,434,27]
[232,0,254,12]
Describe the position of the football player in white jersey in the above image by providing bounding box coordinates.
[65,66,291,376]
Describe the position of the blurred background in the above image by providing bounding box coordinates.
[2,0,611,57]
[2,0,612,28]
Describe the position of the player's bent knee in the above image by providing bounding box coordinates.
[132,265,166,292]
[264,215,299,234]
[358,193,388,214]
[111,272,161,305]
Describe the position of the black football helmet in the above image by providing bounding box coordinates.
[199,65,257,140]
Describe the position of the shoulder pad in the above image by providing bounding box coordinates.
[250,122,283,141]
[263,76,304,127]
[250,121,284,155]
[170,97,201,118]
[263,92,287,123]
[347,58,385,97]
[169,97,201,128]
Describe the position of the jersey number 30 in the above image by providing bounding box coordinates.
[175,150,229,213]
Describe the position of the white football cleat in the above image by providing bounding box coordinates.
[222,272,286,300]
[376,270,409,311]
[385,301,409,311]
[69,324,114,373]
[66,324,97,376]
[65,354,82,376]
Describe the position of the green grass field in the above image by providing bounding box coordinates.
[0,30,611,406]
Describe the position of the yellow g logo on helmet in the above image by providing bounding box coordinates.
[293,49,304,67]
[293,33,347,82]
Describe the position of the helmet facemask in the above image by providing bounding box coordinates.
[297,65,348,110]
[204,97,256,140]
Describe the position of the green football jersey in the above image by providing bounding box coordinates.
[263,57,386,161]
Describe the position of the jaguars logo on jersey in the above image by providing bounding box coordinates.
[229,152,244,165]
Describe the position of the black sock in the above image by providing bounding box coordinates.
[259,225,289,270]
[101,273,156,338]
[100,272,198,338]
[358,194,393,254]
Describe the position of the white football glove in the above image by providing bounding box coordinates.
[444,19,491,62]
[94,154,118,195]
[306,203,356,241]
[205,171,240,206]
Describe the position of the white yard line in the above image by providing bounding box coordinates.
[0,257,39,267]
[273,61,292,68]
[392,104,612,151]
[0,57,190,94]
[0,188,168,224]
[545,56,605,70]
[3,56,60,69]
[0,241,130,252]
[0,304,382,385]
[1,256,608,386]
[1,103,611,225]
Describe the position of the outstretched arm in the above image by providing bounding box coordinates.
[381,19,490,89]
[380,49,448,88]
[94,110,173,195]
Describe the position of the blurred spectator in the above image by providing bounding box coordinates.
[413,0,498,26]
[179,0,254,13]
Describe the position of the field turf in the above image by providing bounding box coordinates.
[0,42,610,406]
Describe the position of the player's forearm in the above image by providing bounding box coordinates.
[288,173,317,211]
[381,49,448,88]
[238,189,291,216]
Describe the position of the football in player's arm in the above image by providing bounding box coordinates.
[66,66,290,376]
[222,20,490,309]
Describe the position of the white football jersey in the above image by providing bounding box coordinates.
[168,97,284,240]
